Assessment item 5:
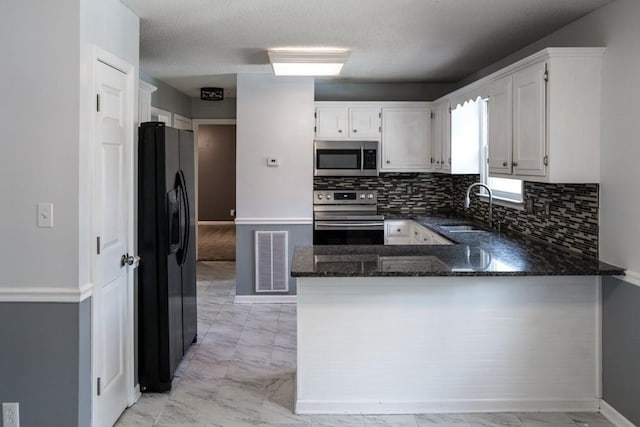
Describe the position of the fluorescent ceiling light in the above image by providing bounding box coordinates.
[267,48,350,76]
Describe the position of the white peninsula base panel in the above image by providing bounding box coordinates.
[295,276,601,414]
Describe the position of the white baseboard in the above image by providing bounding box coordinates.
[235,295,297,304]
[600,400,635,427]
[295,399,600,415]
[128,384,141,407]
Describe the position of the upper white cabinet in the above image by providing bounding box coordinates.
[349,107,381,138]
[173,113,193,131]
[381,105,431,172]
[314,103,380,140]
[138,80,157,124]
[486,76,512,174]
[315,106,347,138]
[431,100,451,171]
[512,61,546,177]
[483,48,605,183]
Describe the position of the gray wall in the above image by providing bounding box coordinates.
[0,300,91,427]
[191,98,237,119]
[315,81,456,101]
[236,224,312,296]
[140,71,192,118]
[602,277,640,425]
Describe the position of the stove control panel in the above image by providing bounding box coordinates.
[313,190,377,205]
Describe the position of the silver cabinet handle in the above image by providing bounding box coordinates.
[338,129,342,133]
[502,161,508,167]
[353,129,358,133]
[512,161,519,167]
[386,160,390,164]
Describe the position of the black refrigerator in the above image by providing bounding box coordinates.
[138,122,197,392]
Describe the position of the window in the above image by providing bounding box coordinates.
[479,99,523,204]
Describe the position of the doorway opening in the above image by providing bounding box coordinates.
[195,121,237,261]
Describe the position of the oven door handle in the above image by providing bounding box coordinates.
[315,221,384,230]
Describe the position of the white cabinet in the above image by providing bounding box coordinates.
[315,103,381,140]
[381,106,431,172]
[385,220,411,245]
[483,48,604,183]
[385,220,453,245]
[431,100,451,171]
[138,80,157,124]
[512,61,546,176]
[487,76,513,174]
[315,106,347,138]
[173,113,193,130]
[349,107,381,138]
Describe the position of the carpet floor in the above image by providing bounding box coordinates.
[198,223,235,261]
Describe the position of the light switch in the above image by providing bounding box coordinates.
[266,158,279,167]
[37,203,53,228]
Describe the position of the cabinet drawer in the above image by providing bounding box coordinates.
[385,221,410,237]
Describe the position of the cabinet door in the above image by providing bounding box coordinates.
[487,76,513,175]
[349,108,381,139]
[315,107,347,139]
[381,108,431,172]
[431,107,442,169]
[513,62,547,176]
[440,102,451,171]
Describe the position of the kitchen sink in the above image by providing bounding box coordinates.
[439,224,490,233]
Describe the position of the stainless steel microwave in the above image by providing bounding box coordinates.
[314,140,379,177]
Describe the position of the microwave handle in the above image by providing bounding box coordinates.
[360,145,364,171]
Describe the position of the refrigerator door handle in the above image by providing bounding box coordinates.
[177,170,191,266]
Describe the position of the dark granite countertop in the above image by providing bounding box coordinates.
[291,214,625,277]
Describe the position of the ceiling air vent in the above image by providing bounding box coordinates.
[255,231,289,293]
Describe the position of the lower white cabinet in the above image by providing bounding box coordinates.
[385,220,453,245]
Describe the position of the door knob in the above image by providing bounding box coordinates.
[121,253,138,267]
[502,162,508,167]
[512,161,519,167]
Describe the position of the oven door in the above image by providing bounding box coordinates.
[313,221,384,245]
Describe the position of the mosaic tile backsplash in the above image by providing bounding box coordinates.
[314,174,454,215]
[314,173,600,257]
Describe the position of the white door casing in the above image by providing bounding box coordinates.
[92,48,135,427]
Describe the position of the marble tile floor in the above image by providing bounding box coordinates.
[115,261,614,427]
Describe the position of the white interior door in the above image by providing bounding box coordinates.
[93,59,131,427]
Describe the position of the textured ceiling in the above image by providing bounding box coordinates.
[123,0,612,98]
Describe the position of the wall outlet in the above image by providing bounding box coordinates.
[2,402,20,427]
[266,157,279,167]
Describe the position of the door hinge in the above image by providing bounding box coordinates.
[448,106,452,114]
[96,236,101,255]
[313,126,316,133]
[96,94,100,112]
[487,157,490,164]
[430,112,435,120]
[378,112,381,119]
[543,155,549,166]
[314,112,317,119]
[543,64,549,82]
[97,377,101,396]
[378,126,382,133]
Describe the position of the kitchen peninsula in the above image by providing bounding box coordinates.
[291,216,623,415]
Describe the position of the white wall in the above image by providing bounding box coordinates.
[464,0,640,272]
[0,0,139,290]
[0,0,81,287]
[236,74,314,220]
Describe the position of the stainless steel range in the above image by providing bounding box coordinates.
[313,190,384,245]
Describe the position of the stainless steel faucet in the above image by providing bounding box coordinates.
[465,182,493,227]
